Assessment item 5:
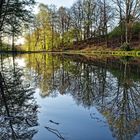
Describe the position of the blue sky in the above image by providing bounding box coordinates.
[36,0,76,8]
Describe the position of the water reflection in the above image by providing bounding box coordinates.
[25,53,140,140]
[0,55,38,140]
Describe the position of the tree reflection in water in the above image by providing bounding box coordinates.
[0,55,38,140]
[25,54,140,140]
[103,57,140,140]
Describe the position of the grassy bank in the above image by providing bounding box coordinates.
[0,50,140,57]
[64,49,140,57]
[1,46,140,57]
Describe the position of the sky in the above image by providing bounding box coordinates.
[36,0,76,8]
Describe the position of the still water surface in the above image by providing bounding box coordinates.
[0,53,140,140]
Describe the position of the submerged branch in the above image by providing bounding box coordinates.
[45,126,65,140]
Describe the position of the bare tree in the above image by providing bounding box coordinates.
[113,0,140,44]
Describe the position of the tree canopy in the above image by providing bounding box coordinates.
[0,0,35,50]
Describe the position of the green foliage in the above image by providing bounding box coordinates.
[132,22,140,34]
[0,0,35,35]
[0,43,24,51]
[109,25,125,38]
[0,43,11,51]
[63,29,77,47]
[109,22,140,39]
[120,43,133,51]
[0,0,36,51]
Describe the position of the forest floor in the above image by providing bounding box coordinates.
[63,39,140,57]
[68,37,140,52]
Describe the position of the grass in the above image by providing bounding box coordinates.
[63,49,140,57]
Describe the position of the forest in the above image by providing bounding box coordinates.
[1,0,140,52]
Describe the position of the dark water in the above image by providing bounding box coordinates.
[0,53,140,140]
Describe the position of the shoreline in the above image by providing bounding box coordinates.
[0,50,140,57]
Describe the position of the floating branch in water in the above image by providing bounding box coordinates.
[49,120,60,125]
[45,126,65,140]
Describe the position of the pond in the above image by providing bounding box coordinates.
[0,53,140,140]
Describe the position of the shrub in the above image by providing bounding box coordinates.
[120,42,133,51]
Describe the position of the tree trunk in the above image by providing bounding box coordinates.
[125,0,129,44]
[52,25,54,51]
[0,0,10,31]
[125,21,128,43]
[12,32,15,51]
[0,35,2,50]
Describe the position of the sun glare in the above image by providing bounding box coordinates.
[15,37,25,45]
